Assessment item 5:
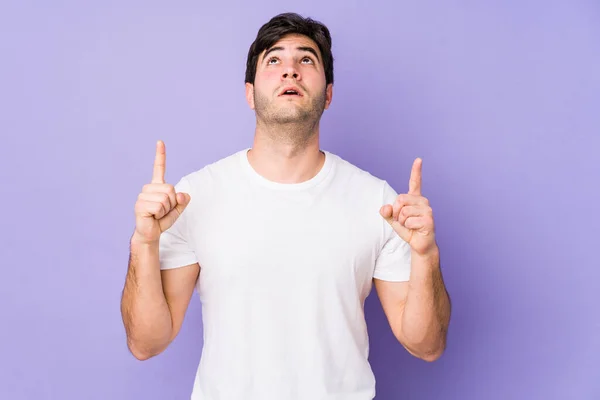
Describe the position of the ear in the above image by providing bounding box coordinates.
[245,82,255,110]
[324,83,333,110]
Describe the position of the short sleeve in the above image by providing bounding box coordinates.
[373,181,412,282]
[158,176,198,270]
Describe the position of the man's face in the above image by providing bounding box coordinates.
[246,34,333,125]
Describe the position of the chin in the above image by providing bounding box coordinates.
[256,103,321,125]
[270,108,308,123]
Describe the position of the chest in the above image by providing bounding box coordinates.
[190,189,381,297]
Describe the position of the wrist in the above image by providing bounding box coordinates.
[130,231,160,248]
[411,245,440,264]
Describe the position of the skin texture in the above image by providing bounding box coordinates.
[121,140,199,360]
[120,32,450,362]
[378,158,451,361]
[244,34,333,184]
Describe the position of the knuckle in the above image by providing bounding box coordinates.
[136,204,150,217]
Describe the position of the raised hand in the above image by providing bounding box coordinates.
[380,158,437,256]
[133,140,191,244]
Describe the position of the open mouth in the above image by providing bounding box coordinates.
[279,87,303,96]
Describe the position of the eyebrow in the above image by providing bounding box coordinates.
[262,46,321,62]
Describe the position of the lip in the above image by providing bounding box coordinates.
[278,85,303,97]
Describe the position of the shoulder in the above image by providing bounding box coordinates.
[326,150,398,202]
[169,148,247,206]
[327,150,384,185]
[176,149,246,187]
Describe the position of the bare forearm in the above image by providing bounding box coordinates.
[120,236,172,359]
[401,248,451,360]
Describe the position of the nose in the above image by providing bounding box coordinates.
[281,63,301,81]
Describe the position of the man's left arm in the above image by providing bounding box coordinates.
[377,158,451,361]
[374,248,450,361]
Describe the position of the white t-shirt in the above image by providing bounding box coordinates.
[159,148,412,400]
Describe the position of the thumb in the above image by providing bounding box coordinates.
[380,204,394,224]
[158,192,191,232]
[176,192,191,210]
[177,192,192,208]
[380,204,411,242]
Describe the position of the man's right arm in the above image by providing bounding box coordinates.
[120,140,197,360]
[120,236,200,361]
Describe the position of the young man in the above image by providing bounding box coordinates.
[121,12,451,400]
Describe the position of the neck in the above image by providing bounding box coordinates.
[248,121,325,184]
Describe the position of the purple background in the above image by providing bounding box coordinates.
[1,1,599,399]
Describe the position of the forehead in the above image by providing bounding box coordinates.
[261,34,321,58]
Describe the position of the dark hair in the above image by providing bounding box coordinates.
[244,12,334,85]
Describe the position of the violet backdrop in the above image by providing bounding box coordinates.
[1,0,599,399]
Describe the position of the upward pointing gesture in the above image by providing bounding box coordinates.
[408,157,422,196]
[380,158,437,256]
[152,139,167,184]
[132,140,191,245]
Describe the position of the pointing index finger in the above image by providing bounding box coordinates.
[152,140,166,184]
[408,157,422,195]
